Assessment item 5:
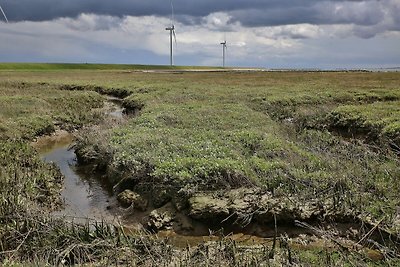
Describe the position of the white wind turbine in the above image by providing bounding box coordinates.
[220,35,227,68]
[0,4,8,23]
[165,0,177,66]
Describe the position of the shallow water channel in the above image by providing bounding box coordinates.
[40,135,118,223]
[34,97,124,224]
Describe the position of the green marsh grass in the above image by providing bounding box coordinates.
[0,66,399,265]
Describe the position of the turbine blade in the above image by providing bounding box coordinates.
[173,29,177,45]
[170,0,175,26]
[0,5,8,23]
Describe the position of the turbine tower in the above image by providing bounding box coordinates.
[0,4,8,23]
[220,40,227,68]
[165,1,176,66]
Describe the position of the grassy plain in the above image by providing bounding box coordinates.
[0,65,399,265]
[70,70,400,223]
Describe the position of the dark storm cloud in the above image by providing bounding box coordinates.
[4,0,275,21]
[229,1,384,27]
[0,0,395,29]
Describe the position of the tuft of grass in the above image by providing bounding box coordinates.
[0,81,104,139]
[327,101,400,146]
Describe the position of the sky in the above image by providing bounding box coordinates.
[0,0,399,69]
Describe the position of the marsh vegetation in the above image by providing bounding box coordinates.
[0,65,399,265]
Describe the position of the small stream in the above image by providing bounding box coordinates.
[35,97,124,224]
[41,137,118,223]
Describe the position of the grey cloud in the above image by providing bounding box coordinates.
[280,30,316,40]
[388,0,400,26]
[340,0,400,38]
[228,7,317,27]
[1,0,276,22]
[64,15,124,32]
[1,0,399,38]
[229,1,384,27]
[175,15,203,26]
[315,1,384,25]
[353,26,381,38]
[0,0,372,23]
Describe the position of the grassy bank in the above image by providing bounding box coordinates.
[0,69,399,265]
[0,81,104,138]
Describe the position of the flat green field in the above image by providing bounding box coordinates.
[0,65,399,265]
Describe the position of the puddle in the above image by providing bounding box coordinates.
[40,139,120,224]
[105,96,124,119]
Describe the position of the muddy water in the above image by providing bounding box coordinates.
[34,98,125,224]
[38,134,119,223]
[105,96,124,119]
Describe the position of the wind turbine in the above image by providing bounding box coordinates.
[165,0,177,66]
[220,38,227,68]
[0,4,8,23]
